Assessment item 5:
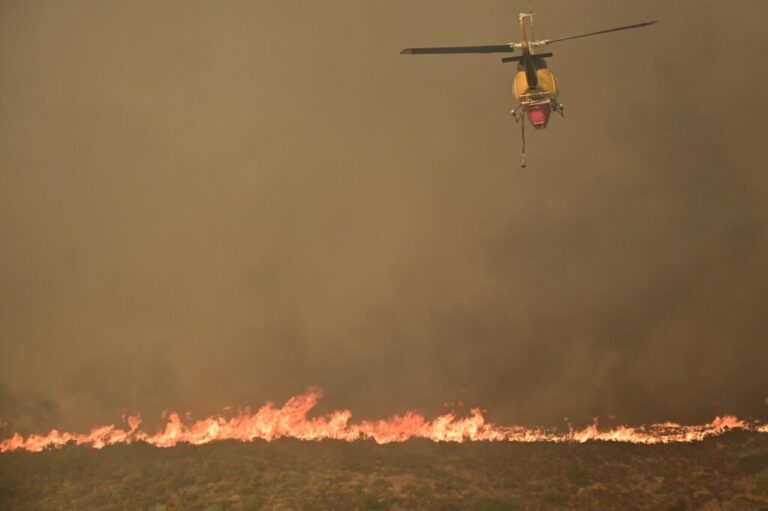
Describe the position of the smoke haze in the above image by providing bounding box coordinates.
[1,0,767,433]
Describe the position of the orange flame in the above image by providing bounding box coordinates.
[1,389,766,453]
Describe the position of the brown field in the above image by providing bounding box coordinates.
[1,433,767,511]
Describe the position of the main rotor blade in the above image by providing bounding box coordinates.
[534,20,657,46]
[401,44,514,55]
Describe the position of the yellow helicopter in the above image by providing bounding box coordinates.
[401,13,657,167]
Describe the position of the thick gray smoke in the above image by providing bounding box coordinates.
[1,0,767,433]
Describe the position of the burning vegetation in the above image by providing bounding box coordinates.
[2,389,766,453]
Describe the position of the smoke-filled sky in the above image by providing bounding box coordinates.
[1,0,767,434]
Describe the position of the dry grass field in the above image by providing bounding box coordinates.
[1,432,767,510]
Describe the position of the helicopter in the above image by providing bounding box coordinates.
[401,12,657,167]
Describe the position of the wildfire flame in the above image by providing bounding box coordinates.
[1,389,766,453]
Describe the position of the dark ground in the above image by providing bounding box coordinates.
[1,433,767,511]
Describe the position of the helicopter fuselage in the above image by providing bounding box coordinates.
[513,57,560,129]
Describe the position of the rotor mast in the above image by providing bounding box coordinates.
[519,12,534,54]
[517,12,535,169]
